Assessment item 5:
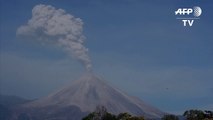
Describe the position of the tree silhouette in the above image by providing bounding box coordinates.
[161,114,179,120]
[82,106,145,120]
[183,109,204,120]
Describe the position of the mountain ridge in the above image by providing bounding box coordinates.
[23,72,165,119]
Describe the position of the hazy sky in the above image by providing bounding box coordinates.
[0,0,213,114]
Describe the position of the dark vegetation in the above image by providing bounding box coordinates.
[161,114,179,120]
[83,106,213,120]
[0,95,212,120]
[183,110,213,120]
[82,106,145,120]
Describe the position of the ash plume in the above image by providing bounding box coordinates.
[17,4,92,71]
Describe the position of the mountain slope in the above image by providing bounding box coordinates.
[24,72,164,119]
[0,95,31,108]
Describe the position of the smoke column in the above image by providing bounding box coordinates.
[17,4,92,71]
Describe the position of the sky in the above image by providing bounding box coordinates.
[0,0,213,114]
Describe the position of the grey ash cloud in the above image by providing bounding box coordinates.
[17,4,92,71]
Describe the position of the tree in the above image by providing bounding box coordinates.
[162,114,179,120]
[103,113,117,120]
[82,106,145,120]
[82,112,95,120]
[117,112,145,120]
[117,112,132,120]
[128,116,145,120]
[82,106,116,120]
[204,110,213,119]
[183,109,205,120]
[94,105,107,120]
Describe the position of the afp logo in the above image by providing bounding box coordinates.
[175,6,202,26]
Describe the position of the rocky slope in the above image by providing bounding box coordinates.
[21,72,164,119]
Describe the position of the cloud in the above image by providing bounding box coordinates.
[17,4,92,71]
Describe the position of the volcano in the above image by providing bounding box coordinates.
[12,73,164,120]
